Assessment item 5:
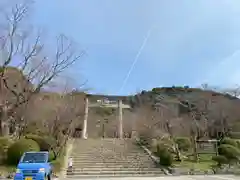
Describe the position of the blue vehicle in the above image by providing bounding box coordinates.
[14,151,52,180]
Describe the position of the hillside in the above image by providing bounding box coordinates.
[87,86,240,109]
[86,86,240,138]
[2,66,240,138]
[0,67,33,103]
[129,86,240,138]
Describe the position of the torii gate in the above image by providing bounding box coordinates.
[81,96,131,139]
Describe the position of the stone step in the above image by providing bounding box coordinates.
[65,165,159,171]
[66,170,164,176]
[70,155,151,158]
[71,155,151,158]
[71,164,155,167]
[71,162,154,166]
[69,164,157,169]
[71,158,154,162]
[66,174,164,179]
[72,160,153,164]
[71,166,155,169]
[72,149,142,152]
[70,152,148,155]
[69,155,151,161]
[72,161,153,165]
[73,141,134,144]
[72,145,135,147]
[70,161,155,165]
[67,139,159,178]
[71,155,150,158]
[73,142,134,145]
[66,167,161,172]
[73,143,135,145]
[70,152,144,156]
[70,151,147,156]
[72,142,136,144]
[73,147,140,148]
[72,146,137,148]
[71,150,143,153]
[71,150,145,153]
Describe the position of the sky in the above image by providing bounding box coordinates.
[26,0,240,95]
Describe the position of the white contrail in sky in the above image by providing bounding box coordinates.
[118,26,155,94]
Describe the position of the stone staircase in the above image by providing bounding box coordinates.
[66,138,164,178]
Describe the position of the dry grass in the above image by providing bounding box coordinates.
[173,154,214,171]
[0,165,16,176]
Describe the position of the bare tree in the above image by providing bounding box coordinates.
[145,87,204,162]
[48,91,84,159]
[0,1,85,135]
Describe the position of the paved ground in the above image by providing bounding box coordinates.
[61,175,240,180]
[2,175,238,180]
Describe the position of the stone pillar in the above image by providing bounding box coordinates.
[82,97,88,139]
[131,113,138,139]
[2,121,9,136]
[118,99,123,139]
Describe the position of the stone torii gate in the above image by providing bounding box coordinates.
[81,96,131,139]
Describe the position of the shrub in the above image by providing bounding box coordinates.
[157,145,173,166]
[0,137,12,163]
[48,150,55,162]
[50,147,66,173]
[218,144,240,163]
[236,140,240,149]
[7,139,40,165]
[174,137,191,152]
[25,134,53,151]
[212,155,228,167]
[221,138,238,148]
[0,137,12,153]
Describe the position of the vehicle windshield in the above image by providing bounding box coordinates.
[21,152,48,163]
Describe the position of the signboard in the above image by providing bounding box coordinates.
[197,142,216,154]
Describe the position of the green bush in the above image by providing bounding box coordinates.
[174,137,191,152]
[218,144,240,163]
[50,147,66,173]
[0,137,12,153]
[236,140,240,149]
[7,139,40,165]
[0,137,12,164]
[212,155,228,167]
[157,145,173,167]
[48,150,55,162]
[25,134,54,151]
[221,138,238,148]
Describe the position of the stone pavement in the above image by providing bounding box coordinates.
[61,175,240,180]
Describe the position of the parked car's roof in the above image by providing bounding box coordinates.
[25,151,49,153]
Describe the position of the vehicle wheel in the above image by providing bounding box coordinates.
[47,174,51,180]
